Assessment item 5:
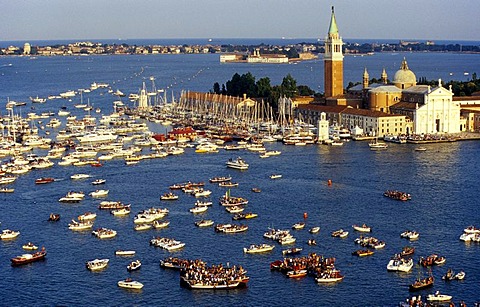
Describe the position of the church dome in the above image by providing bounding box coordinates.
[393,58,416,89]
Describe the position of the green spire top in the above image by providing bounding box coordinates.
[328,6,339,35]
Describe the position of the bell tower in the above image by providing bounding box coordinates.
[324,6,344,98]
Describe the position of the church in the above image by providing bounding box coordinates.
[297,7,464,136]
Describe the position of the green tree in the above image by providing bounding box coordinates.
[281,74,297,98]
[256,77,272,98]
[212,82,221,94]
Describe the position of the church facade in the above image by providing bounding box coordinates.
[297,6,464,136]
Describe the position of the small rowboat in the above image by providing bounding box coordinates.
[287,269,307,278]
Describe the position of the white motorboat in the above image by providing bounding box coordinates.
[270,174,282,179]
[189,206,208,214]
[86,258,109,271]
[152,220,170,229]
[309,227,320,234]
[292,222,305,230]
[193,189,212,198]
[1,229,20,240]
[118,278,144,289]
[22,242,39,250]
[78,212,97,221]
[226,157,249,170]
[353,224,371,232]
[90,189,109,198]
[111,207,131,216]
[92,179,106,185]
[70,173,91,180]
[427,291,452,302]
[68,220,93,231]
[195,219,214,227]
[134,224,152,231]
[92,228,117,239]
[243,244,275,254]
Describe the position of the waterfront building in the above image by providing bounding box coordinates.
[23,43,31,55]
[247,49,289,64]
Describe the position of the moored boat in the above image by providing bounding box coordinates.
[115,250,136,256]
[427,291,452,302]
[86,258,109,271]
[11,248,47,266]
[243,243,275,254]
[127,259,142,271]
[195,219,214,227]
[352,224,371,232]
[48,213,60,221]
[282,247,302,256]
[35,177,55,184]
[226,157,249,170]
[292,222,305,230]
[1,229,20,240]
[409,275,434,291]
[118,278,144,289]
[309,227,320,234]
[352,249,374,257]
[22,242,38,250]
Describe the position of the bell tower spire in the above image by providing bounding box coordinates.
[324,6,344,98]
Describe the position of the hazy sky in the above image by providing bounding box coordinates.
[2,0,480,41]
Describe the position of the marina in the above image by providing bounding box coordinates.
[0,52,480,306]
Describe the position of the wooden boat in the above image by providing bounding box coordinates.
[400,246,415,257]
[218,181,239,187]
[48,213,60,221]
[35,177,55,184]
[118,278,144,289]
[11,248,47,266]
[383,190,411,201]
[282,247,303,256]
[286,269,308,278]
[409,276,434,291]
[352,249,374,257]
[209,176,232,183]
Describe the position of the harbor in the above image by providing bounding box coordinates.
[1,52,480,306]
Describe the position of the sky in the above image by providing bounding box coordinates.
[1,0,480,42]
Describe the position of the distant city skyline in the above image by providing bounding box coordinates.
[2,0,480,42]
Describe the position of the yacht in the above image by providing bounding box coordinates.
[226,157,249,170]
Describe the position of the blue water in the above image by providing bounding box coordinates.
[1,53,480,306]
